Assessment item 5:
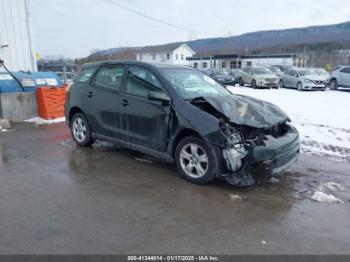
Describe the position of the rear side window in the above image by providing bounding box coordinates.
[126,66,163,98]
[75,67,96,83]
[94,65,125,91]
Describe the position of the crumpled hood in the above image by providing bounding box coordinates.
[202,94,290,129]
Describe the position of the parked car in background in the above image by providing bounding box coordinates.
[273,65,293,73]
[229,69,242,85]
[329,66,350,90]
[65,61,300,186]
[199,69,211,75]
[207,69,236,86]
[313,68,330,79]
[312,68,330,87]
[239,66,279,89]
[268,66,284,78]
[279,68,326,91]
[57,72,75,85]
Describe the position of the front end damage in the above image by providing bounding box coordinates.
[219,122,300,186]
[189,96,300,186]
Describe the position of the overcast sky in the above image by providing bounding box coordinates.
[31,0,350,58]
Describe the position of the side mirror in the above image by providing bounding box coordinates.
[148,91,170,104]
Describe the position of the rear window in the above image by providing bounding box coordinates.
[74,67,96,83]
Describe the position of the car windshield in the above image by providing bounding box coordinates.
[314,69,329,75]
[297,69,318,76]
[160,69,231,100]
[253,68,273,74]
[213,69,229,75]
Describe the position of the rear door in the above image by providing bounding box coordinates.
[290,70,299,88]
[281,70,290,87]
[83,64,126,138]
[118,65,171,151]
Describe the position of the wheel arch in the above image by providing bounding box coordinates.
[68,107,85,125]
[297,81,302,89]
[170,128,202,157]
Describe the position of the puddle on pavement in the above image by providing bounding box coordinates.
[59,138,350,205]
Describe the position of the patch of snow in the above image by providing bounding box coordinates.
[319,182,345,191]
[25,117,66,125]
[0,129,14,133]
[269,177,280,183]
[311,191,344,203]
[261,241,267,245]
[228,86,350,160]
[229,194,242,201]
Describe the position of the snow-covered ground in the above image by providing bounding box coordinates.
[228,86,350,161]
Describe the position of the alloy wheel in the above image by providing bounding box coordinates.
[279,80,284,88]
[72,117,87,143]
[251,80,257,89]
[330,80,337,90]
[297,82,303,91]
[179,143,209,178]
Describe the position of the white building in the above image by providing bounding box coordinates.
[0,0,37,72]
[188,54,308,70]
[136,43,195,65]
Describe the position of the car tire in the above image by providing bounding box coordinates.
[297,82,303,91]
[175,136,216,185]
[71,113,93,147]
[279,80,285,89]
[330,79,338,90]
[239,78,244,86]
[251,80,257,89]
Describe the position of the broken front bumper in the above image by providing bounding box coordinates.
[252,126,300,176]
[224,125,300,186]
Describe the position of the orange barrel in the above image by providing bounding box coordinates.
[36,87,67,120]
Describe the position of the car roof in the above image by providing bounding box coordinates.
[81,60,191,70]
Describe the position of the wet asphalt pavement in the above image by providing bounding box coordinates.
[0,123,350,255]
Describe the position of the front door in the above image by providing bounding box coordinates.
[83,64,125,138]
[338,67,350,87]
[284,70,296,88]
[118,66,171,151]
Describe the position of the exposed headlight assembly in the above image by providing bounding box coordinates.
[220,122,248,172]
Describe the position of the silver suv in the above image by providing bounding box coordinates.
[329,66,350,90]
[239,66,279,89]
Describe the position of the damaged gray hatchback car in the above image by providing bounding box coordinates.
[65,61,300,186]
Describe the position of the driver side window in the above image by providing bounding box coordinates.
[126,66,163,98]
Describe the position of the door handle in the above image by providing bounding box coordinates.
[121,99,130,107]
[87,91,94,98]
